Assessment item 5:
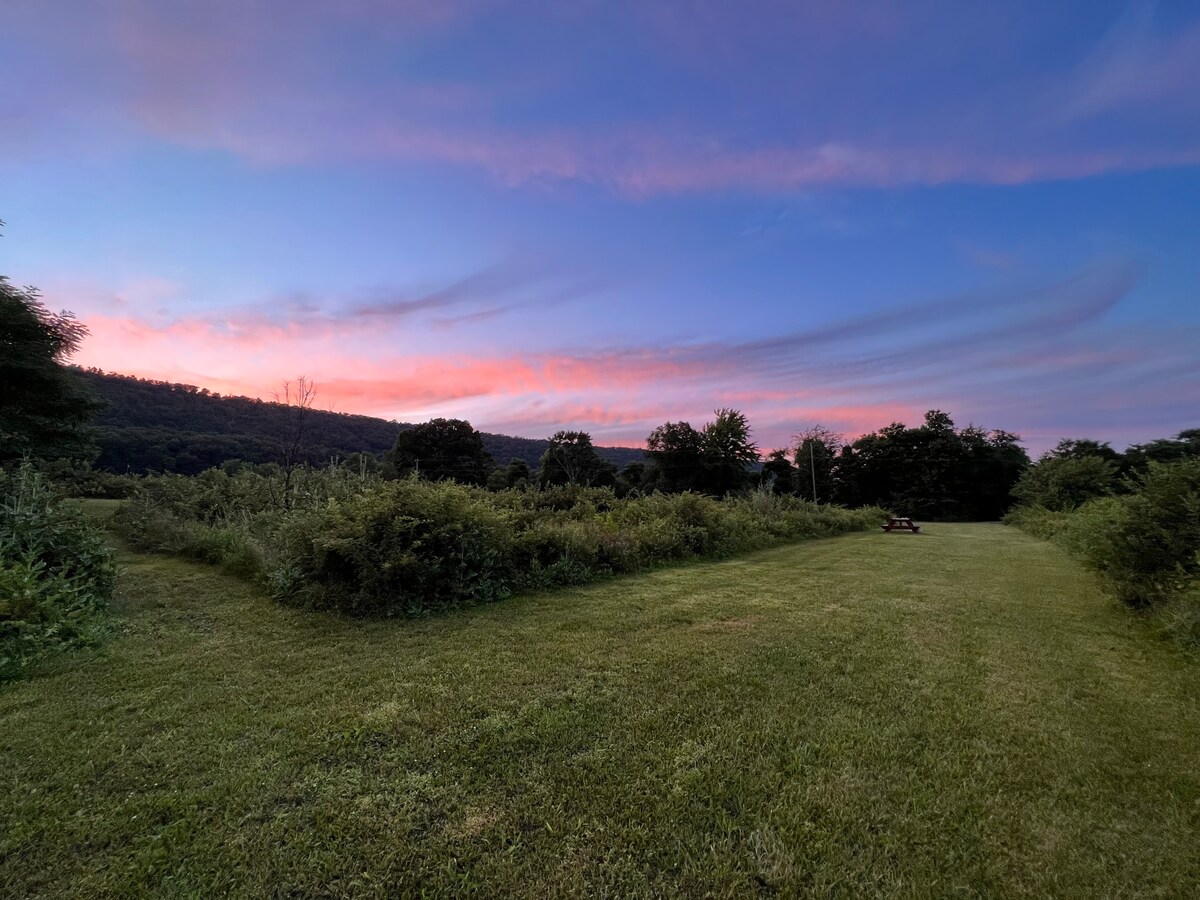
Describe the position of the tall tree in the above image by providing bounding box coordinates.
[761,449,796,495]
[386,418,494,485]
[965,428,1030,519]
[645,410,759,496]
[834,411,1029,519]
[792,425,842,502]
[699,408,759,496]
[644,421,706,493]
[0,278,99,463]
[538,431,615,487]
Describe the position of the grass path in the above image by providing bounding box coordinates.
[2,522,1198,897]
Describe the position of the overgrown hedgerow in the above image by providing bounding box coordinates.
[1,464,115,679]
[115,469,885,616]
[1006,459,1200,644]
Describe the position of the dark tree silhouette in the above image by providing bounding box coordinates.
[761,449,797,495]
[386,418,494,485]
[538,431,616,487]
[835,411,1030,519]
[0,277,99,463]
[697,408,759,497]
[645,421,706,492]
[644,409,759,497]
[792,425,842,502]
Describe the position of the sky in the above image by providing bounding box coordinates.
[2,0,1198,455]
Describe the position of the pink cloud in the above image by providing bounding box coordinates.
[57,256,1196,457]
[73,313,717,411]
[9,2,1198,192]
[73,307,923,447]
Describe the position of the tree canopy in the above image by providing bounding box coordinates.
[538,431,617,487]
[792,425,842,502]
[1125,430,1200,470]
[0,278,99,463]
[833,411,1029,520]
[386,418,493,485]
[1011,455,1118,511]
[644,409,759,497]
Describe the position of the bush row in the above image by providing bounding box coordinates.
[1005,459,1200,644]
[115,469,885,616]
[1,465,115,679]
[35,459,143,500]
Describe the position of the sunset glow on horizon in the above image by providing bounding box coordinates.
[3,1,1198,453]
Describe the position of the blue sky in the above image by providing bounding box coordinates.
[1,1,1197,452]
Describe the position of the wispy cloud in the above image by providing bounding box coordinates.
[347,258,609,325]
[65,259,1197,453]
[54,255,609,346]
[6,2,1198,192]
[1052,1,1200,122]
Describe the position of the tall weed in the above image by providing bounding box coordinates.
[1,464,115,679]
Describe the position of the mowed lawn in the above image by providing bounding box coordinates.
[3,522,1199,897]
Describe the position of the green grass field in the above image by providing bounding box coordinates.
[3,518,1199,897]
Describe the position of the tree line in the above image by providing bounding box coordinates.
[384,408,1040,520]
[1010,432,1200,511]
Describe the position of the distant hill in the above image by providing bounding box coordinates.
[77,370,644,475]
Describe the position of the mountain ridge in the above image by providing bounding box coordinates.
[77,369,645,475]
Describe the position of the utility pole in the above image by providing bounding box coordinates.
[809,440,818,503]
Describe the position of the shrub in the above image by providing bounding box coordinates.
[1008,460,1200,643]
[1066,462,1200,608]
[115,468,885,617]
[35,459,141,499]
[1001,505,1073,540]
[1154,582,1200,648]
[1011,455,1117,511]
[271,479,515,616]
[0,464,115,679]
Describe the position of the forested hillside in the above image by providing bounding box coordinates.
[78,370,643,474]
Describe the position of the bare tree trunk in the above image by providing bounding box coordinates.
[274,376,317,509]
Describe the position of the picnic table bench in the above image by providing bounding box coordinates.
[882,516,921,533]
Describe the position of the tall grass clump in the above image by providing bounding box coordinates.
[1007,459,1200,644]
[1,463,115,679]
[1000,504,1073,540]
[115,468,884,616]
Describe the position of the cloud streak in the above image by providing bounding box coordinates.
[59,255,611,348]
[66,259,1197,453]
[6,2,1199,193]
[1052,1,1200,122]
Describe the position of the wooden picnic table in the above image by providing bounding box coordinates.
[882,516,921,533]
